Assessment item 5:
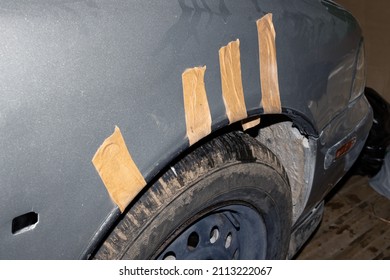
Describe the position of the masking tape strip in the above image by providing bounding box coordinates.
[182,66,212,146]
[219,39,248,124]
[257,13,282,114]
[92,126,147,213]
[242,117,261,131]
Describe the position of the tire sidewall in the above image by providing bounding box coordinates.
[127,161,291,260]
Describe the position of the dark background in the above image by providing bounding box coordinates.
[338,0,390,102]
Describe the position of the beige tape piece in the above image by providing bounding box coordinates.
[92,126,146,213]
[219,39,248,123]
[242,116,261,131]
[182,66,212,146]
[257,13,282,114]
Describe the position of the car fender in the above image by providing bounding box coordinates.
[0,0,363,259]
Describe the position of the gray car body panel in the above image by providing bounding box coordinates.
[0,0,371,259]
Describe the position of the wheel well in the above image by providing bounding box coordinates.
[245,115,316,223]
[137,113,316,224]
[94,128,292,259]
[143,113,316,224]
[88,113,316,258]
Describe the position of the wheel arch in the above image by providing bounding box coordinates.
[87,109,317,258]
[93,127,293,259]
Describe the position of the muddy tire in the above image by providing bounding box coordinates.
[94,131,292,260]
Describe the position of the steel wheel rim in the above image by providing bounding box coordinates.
[157,204,267,260]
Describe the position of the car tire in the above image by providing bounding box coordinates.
[94,131,292,260]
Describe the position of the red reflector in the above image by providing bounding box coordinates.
[336,137,357,159]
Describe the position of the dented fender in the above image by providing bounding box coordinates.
[0,0,366,259]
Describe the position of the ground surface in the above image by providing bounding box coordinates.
[296,175,390,259]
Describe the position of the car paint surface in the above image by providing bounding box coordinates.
[0,0,371,259]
